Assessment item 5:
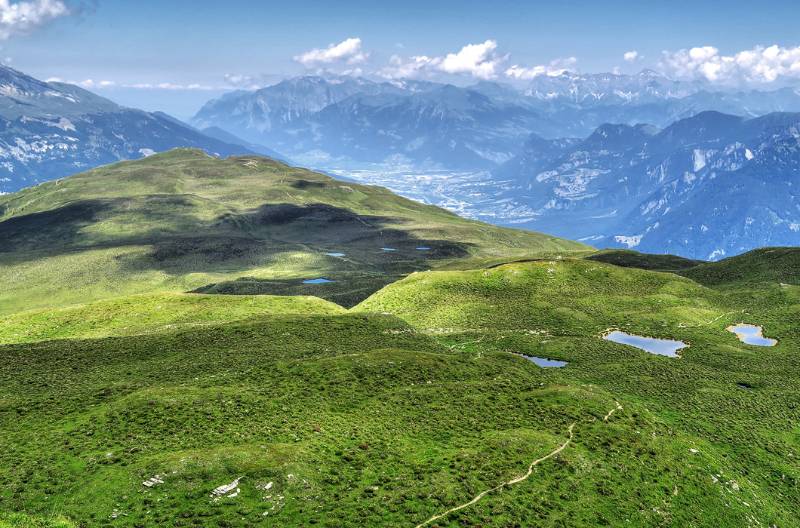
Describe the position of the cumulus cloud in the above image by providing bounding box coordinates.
[623,50,639,62]
[379,54,439,79]
[46,77,115,88]
[661,44,800,84]
[438,39,505,79]
[0,0,69,39]
[505,57,577,80]
[381,40,508,80]
[294,37,368,67]
[46,77,219,91]
[124,82,216,91]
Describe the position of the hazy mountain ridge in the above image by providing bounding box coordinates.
[499,110,800,259]
[0,66,255,193]
[192,70,800,171]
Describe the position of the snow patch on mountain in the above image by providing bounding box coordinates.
[614,234,643,248]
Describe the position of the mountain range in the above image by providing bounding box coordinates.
[496,110,800,259]
[192,71,800,169]
[2,64,799,260]
[0,66,256,193]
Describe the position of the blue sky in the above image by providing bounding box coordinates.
[4,0,800,117]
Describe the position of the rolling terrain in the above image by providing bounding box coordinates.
[1,152,798,527]
[0,149,586,314]
[1,246,798,526]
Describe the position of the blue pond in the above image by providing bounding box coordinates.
[727,324,777,346]
[325,252,346,257]
[303,278,335,284]
[516,354,568,368]
[604,330,687,358]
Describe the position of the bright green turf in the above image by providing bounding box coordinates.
[586,249,702,272]
[0,293,343,345]
[681,247,800,287]
[2,152,799,526]
[1,251,799,526]
[0,149,588,314]
[353,255,800,526]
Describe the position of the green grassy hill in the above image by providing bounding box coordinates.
[2,298,787,527]
[0,149,587,314]
[586,249,702,272]
[681,247,800,287]
[3,150,799,527]
[1,253,798,526]
[354,257,800,526]
[0,293,342,345]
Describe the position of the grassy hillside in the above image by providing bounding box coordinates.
[0,149,588,314]
[3,304,788,527]
[355,258,800,526]
[0,293,342,345]
[1,255,798,526]
[3,149,798,526]
[681,247,800,287]
[586,249,702,272]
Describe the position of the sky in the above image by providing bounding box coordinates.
[3,0,800,118]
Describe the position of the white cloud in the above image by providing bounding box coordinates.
[438,39,505,80]
[46,77,219,91]
[294,37,368,67]
[505,57,577,80]
[0,0,69,39]
[381,40,507,80]
[379,54,439,79]
[46,77,115,89]
[661,44,800,84]
[623,50,639,62]
[124,82,216,91]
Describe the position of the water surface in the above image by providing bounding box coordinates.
[727,324,777,346]
[303,278,335,284]
[325,252,346,257]
[604,330,687,358]
[381,247,397,252]
[416,246,431,251]
[516,354,568,368]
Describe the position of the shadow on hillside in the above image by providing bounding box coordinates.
[0,199,118,253]
[130,202,473,275]
[1,199,473,281]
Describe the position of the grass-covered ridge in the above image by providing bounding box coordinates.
[681,247,800,287]
[0,293,343,345]
[1,252,798,526]
[0,149,587,314]
[586,249,702,272]
[3,150,799,526]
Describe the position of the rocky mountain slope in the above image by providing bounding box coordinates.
[0,66,254,193]
[192,71,800,170]
[497,111,800,259]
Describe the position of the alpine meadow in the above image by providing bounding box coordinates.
[1,1,800,527]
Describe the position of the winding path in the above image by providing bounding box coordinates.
[414,401,622,528]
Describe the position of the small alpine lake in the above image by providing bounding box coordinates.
[603,330,687,358]
[515,354,568,368]
[303,278,335,284]
[727,324,777,347]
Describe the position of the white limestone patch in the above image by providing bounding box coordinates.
[142,475,164,488]
[211,477,243,501]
